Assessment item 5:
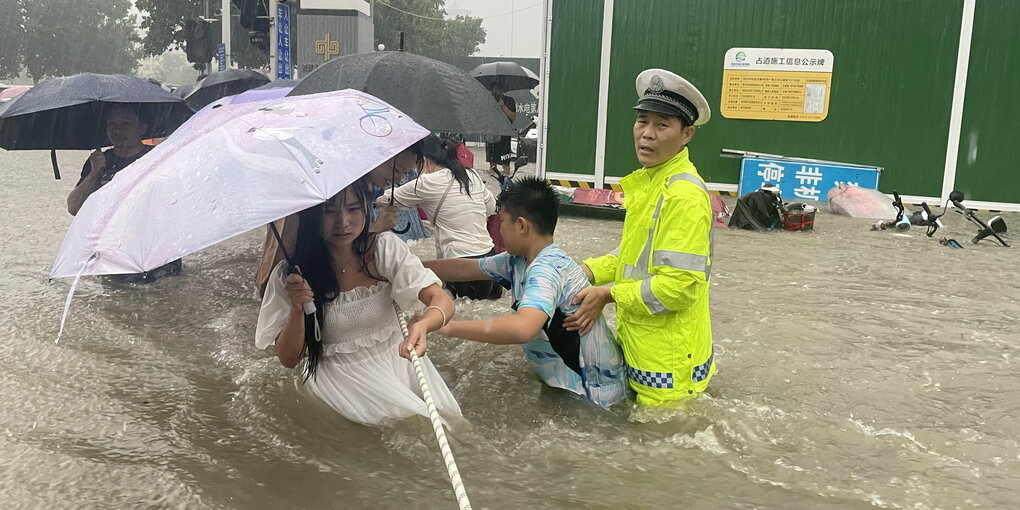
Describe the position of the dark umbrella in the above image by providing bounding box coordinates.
[174,84,195,98]
[289,51,514,138]
[0,73,194,178]
[252,78,300,91]
[183,69,271,110]
[505,89,538,131]
[470,61,539,92]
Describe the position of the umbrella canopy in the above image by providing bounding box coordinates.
[252,78,301,91]
[173,84,195,98]
[51,89,429,279]
[0,85,31,101]
[189,85,294,122]
[184,69,271,110]
[289,51,514,137]
[505,89,538,131]
[0,73,193,150]
[469,61,539,92]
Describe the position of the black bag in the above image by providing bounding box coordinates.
[728,190,784,231]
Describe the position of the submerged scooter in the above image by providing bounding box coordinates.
[870,191,912,231]
[948,190,1009,247]
[918,190,1008,247]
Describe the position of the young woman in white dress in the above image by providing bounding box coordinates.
[255,179,461,425]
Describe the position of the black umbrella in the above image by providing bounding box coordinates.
[252,78,301,91]
[470,61,539,92]
[0,73,193,161]
[289,51,514,138]
[183,69,271,110]
[174,84,195,98]
[505,89,539,131]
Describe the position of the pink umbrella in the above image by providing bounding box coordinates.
[52,88,428,279]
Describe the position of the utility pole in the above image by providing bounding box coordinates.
[269,0,278,77]
[221,0,232,70]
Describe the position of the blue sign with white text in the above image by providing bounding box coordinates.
[738,157,881,202]
[216,43,226,71]
[276,3,291,79]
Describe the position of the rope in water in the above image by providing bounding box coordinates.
[393,302,472,510]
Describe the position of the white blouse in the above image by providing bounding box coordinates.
[382,168,496,258]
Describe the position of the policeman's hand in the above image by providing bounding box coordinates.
[564,286,613,335]
[87,150,106,176]
[284,273,314,312]
[370,204,399,233]
[399,321,428,360]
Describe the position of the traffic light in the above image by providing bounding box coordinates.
[233,0,270,52]
[234,0,269,31]
[184,18,215,65]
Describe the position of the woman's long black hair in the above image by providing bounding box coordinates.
[418,134,473,196]
[290,179,380,379]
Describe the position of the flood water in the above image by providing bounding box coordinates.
[2,148,1019,509]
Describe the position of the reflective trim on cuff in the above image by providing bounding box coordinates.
[640,278,668,315]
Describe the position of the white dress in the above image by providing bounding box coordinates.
[255,232,462,425]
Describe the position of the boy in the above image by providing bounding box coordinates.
[403,177,628,408]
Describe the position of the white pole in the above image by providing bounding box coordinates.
[593,0,615,189]
[269,0,278,78]
[941,0,976,204]
[537,0,552,180]
[221,0,232,70]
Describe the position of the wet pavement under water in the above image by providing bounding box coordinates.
[1,149,1019,509]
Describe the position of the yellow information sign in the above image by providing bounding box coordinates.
[720,48,834,122]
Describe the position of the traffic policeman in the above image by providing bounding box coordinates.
[564,68,715,405]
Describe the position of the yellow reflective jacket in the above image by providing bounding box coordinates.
[585,148,715,405]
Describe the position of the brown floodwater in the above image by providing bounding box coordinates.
[2,148,1018,509]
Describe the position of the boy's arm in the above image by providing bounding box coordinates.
[422,258,488,282]
[439,307,548,345]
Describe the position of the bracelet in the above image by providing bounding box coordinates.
[424,305,448,326]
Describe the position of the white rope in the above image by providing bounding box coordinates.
[393,302,472,510]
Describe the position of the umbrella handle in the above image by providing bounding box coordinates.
[391,221,411,235]
[268,223,317,316]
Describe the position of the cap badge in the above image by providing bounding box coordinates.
[648,75,665,93]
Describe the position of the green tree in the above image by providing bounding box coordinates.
[373,0,485,57]
[7,0,139,83]
[136,0,268,77]
[0,3,26,80]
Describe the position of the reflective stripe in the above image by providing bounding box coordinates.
[622,264,649,280]
[692,348,714,383]
[634,223,654,272]
[627,366,674,389]
[609,247,619,257]
[653,250,707,274]
[640,278,668,315]
[707,228,714,279]
[667,172,709,193]
[628,172,714,283]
